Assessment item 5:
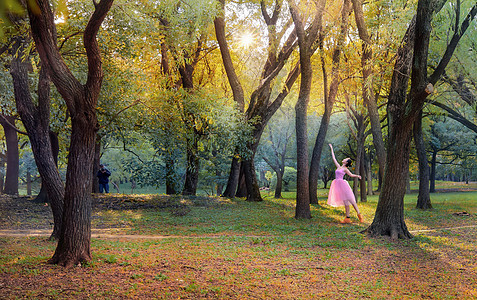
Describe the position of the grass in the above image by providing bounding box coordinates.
[1,187,477,299]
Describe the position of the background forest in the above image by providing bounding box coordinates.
[1,0,476,197]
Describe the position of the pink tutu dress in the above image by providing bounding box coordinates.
[327,168,356,207]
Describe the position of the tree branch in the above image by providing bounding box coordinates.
[0,115,27,135]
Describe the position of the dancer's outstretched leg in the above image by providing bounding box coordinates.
[350,202,363,222]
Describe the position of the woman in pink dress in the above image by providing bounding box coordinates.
[327,144,363,223]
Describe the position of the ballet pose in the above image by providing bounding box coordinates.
[327,144,363,223]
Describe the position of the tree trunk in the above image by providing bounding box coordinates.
[221,157,240,198]
[34,130,60,204]
[28,0,114,266]
[235,166,247,198]
[363,127,414,239]
[414,111,432,209]
[430,150,437,193]
[359,151,367,203]
[352,0,387,184]
[309,0,351,204]
[50,117,97,266]
[363,0,455,239]
[34,185,49,204]
[10,36,65,239]
[182,136,199,196]
[275,170,283,198]
[289,0,326,219]
[0,115,19,195]
[243,159,262,202]
[215,0,300,202]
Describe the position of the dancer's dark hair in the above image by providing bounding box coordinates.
[345,159,352,167]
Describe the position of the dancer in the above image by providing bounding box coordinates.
[327,144,363,223]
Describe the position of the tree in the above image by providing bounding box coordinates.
[9,34,65,238]
[27,0,114,267]
[363,0,477,239]
[413,110,432,209]
[0,114,19,195]
[351,0,387,187]
[308,0,353,204]
[215,0,300,202]
[289,0,326,218]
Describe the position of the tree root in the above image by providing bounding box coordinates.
[361,223,413,240]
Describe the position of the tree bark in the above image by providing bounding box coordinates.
[215,0,299,201]
[430,150,437,193]
[351,0,387,184]
[275,171,283,198]
[309,0,352,204]
[0,115,19,195]
[365,151,373,195]
[34,130,60,204]
[221,157,240,198]
[363,0,469,239]
[28,0,114,267]
[289,0,326,218]
[413,111,432,209]
[182,135,199,195]
[359,150,367,202]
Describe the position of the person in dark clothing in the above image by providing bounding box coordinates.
[97,164,111,193]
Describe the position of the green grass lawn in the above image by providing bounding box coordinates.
[1,189,476,299]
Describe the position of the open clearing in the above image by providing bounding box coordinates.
[1,192,476,299]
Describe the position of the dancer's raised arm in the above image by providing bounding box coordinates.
[329,144,340,168]
[344,168,362,180]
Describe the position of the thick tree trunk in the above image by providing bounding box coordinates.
[363,0,456,239]
[215,0,299,201]
[221,157,240,198]
[241,126,265,202]
[243,159,262,202]
[28,0,114,266]
[49,117,97,266]
[0,115,19,195]
[235,166,247,198]
[34,185,49,204]
[414,112,432,209]
[363,127,414,239]
[295,101,311,218]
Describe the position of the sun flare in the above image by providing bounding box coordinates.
[239,31,255,48]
